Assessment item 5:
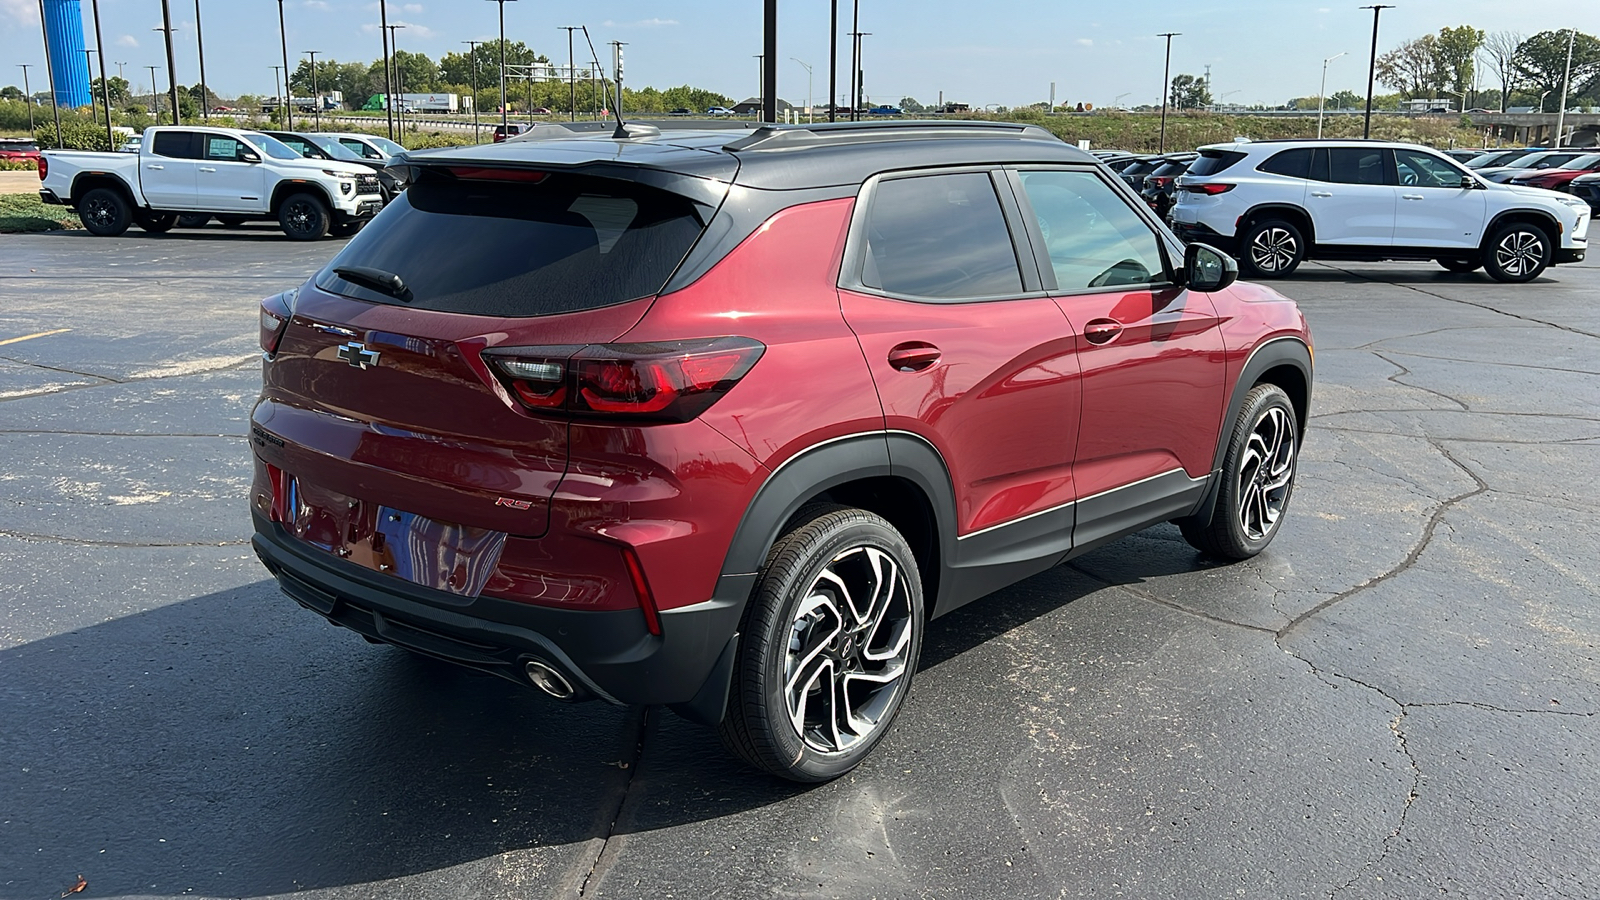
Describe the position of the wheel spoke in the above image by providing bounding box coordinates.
[1235,403,1299,542]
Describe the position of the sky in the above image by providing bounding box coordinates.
[0,0,1586,108]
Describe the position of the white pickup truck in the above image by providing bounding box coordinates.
[38,125,386,240]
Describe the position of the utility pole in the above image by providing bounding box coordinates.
[559,26,578,122]
[387,24,406,137]
[193,0,208,119]
[464,41,482,142]
[1360,5,1394,139]
[147,65,161,117]
[828,0,837,122]
[275,0,291,128]
[1554,27,1576,148]
[81,50,98,130]
[848,0,859,120]
[305,50,321,131]
[487,0,518,133]
[17,65,35,135]
[792,58,813,122]
[35,0,62,148]
[753,55,763,114]
[379,0,393,139]
[610,41,626,121]
[851,32,870,115]
[1318,51,1347,138]
[90,0,112,146]
[270,64,282,121]
[762,0,776,124]
[155,3,180,125]
[1157,32,1179,153]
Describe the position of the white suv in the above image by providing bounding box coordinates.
[1170,139,1590,283]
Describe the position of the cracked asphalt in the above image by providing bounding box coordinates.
[2,228,1597,900]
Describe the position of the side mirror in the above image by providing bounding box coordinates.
[1184,242,1238,292]
[1459,175,1481,189]
[241,151,261,164]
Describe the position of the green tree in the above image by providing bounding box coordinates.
[900,96,925,113]
[439,40,545,90]
[1514,30,1600,101]
[1,85,23,101]
[1435,26,1485,98]
[1377,35,1446,99]
[1169,74,1212,110]
[1483,31,1525,111]
[1328,89,1363,109]
[90,76,131,106]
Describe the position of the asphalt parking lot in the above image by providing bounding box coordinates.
[2,228,1597,900]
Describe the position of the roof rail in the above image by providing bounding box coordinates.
[723,119,1061,152]
[504,119,757,143]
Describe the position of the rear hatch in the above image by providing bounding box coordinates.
[255,161,726,552]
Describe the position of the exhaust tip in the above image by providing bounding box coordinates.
[524,659,576,700]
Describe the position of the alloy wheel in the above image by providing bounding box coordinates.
[1495,230,1544,278]
[784,546,914,754]
[1250,227,1298,272]
[1236,406,1296,541]
[285,201,315,235]
[84,197,117,229]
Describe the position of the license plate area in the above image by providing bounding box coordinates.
[284,476,507,598]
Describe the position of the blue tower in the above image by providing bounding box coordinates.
[42,0,93,108]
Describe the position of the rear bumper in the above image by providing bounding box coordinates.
[1171,220,1236,253]
[251,510,747,716]
[38,189,62,205]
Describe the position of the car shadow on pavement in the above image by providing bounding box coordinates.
[45,228,348,244]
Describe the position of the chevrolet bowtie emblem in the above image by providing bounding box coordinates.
[336,341,380,369]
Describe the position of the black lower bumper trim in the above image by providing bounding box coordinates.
[1556,247,1586,264]
[39,189,62,205]
[252,512,747,708]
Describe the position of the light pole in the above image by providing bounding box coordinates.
[146,65,161,117]
[848,0,859,120]
[559,27,578,122]
[270,65,282,121]
[276,0,291,129]
[304,50,321,131]
[153,7,180,125]
[850,32,871,114]
[1539,89,1552,113]
[1157,32,1179,153]
[1318,51,1347,138]
[386,24,406,137]
[828,0,837,122]
[753,55,763,114]
[1554,27,1576,148]
[487,0,518,133]
[35,0,62,148]
[89,0,112,145]
[193,0,208,120]
[761,0,776,124]
[81,49,98,128]
[1114,91,1131,109]
[464,41,482,141]
[17,65,35,135]
[379,0,393,139]
[1360,5,1394,139]
[792,58,813,122]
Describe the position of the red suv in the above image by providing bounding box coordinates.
[250,121,1313,782]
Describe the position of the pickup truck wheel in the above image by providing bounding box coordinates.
[278,193,330,241]
[330,220,365,238]
[79,188,132,237]
[133,211,176,233]
[217,215,247,227]
[1483,223,1552,283]
[176,214,211,229]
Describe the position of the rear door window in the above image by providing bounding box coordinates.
[1327,147,1388,185]
[316,170,709,317]
[151,131,200,159]
[857,171,1023,300]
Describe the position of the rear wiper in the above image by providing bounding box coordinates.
[334,266,412,303]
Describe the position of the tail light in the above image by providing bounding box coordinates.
[259,290,295,356]
[485,336,765,422]
[1147,176,1173,188]
[37,156,47,180]
[1185,182,1236,195]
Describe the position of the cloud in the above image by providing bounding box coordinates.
[1,0,37,25]
[403,3,423,13]
[116,34,139,48]
[303,0,330,10]
[1075,38,1093,47]
[388,19,436,39]
[601,18,680,28]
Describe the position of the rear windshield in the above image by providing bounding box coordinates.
[1187,150,1247,177]
[1121,159,1161,176]
[316,171,708,317]
[1149,160,1192,178]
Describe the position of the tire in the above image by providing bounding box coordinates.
[217,215,247,227]
[78,187,132,237]
[330,219,365,238]
[278,192,330,241]
[1179,383,1299,560]
[718,504,924,783]
[1239,218,1306,279]
[1437,258,1481,274]
[134,211,177,233]
[1482,222,1552,283]
[176,213,211,229]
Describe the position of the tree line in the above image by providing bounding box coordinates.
[1378,27,1600,110]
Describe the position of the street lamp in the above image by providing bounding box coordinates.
[386,24,406,137]
[1318,51,1347,138]
[34,0,63,148]
[146,65,161,117]
[486,0,518,133]
[16,65,35,134]
[89,0,112,147]
[463,40,482,141]
[558,27,579,122]
[276,0,291,129]
[1114,91,1131,109]
[1539,89,1553,113]
[193,0,208,120]
[1157,32,1180,153]
[1360,5,1395,139]
[792,58,813,123]
[270,65,282,121]
[379,0,393,139]
[153,5,180,126]
[850,32,871,116]
[304,50,321,132]
[1554,27,1576,148]
[848,0,860,120]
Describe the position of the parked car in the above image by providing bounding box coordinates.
[868,105,903,116]
[1462,148,1539,169]
[117,134,142,153]
[1115,155,1166,191]
[492,123,531,142]
[1140,155,1195,220]
[263,130,407,201]
[323,131,407,161]
[1569,172,1600,214]
[0,139,41,163]
[39,125,384,239]
[668,107,693,116]
[249,119,1313,782]
[1443,149,1484,163]
[1170,139,1590,282]
[1476,150,1589,183]
[1505,153,1600,192]
[707,106,736,117]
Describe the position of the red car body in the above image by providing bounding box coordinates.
[1508,157,1600,191]
[249,121,1312,732]
[0,141,42,163]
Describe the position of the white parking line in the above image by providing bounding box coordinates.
[0,328,71,347]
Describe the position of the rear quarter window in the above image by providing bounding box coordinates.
[316,171,709,317]
[1187,150,1247,177]
[1256,148,1313,179]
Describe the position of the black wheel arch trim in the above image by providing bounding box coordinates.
[270,182,336,215]
[1237,203,1315,241]
[1482,209,1561,249]
[70,173,138,209]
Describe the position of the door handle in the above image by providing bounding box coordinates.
[1084,319,1123,345]
[146,164,164,170]
[1401,194,1424,200]
[887,342,941,372]
[199,166,217,173]
[1310,190,1332,198]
